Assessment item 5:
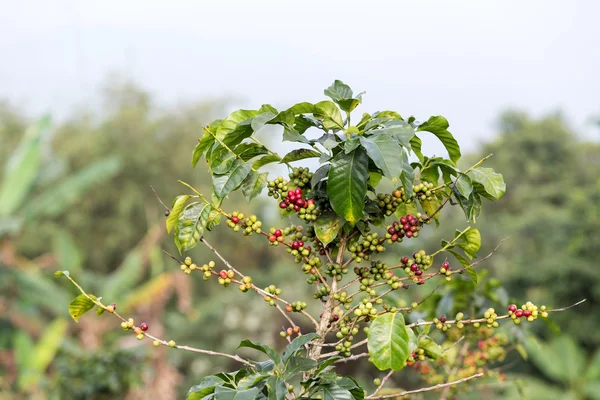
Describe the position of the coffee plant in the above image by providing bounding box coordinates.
[56,80,584,399]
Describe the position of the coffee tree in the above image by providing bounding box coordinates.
[56,81,583,399]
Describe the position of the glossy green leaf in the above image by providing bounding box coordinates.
[359,134,403,179]
[267,376,287,400]
[283,357,317,379]
[251,360,275,373]
[282,129,311,144]
[175,203,211,253]
[235,143,269,161]
[242,172,268,202]
[314,101,344,131]
[420,196,441,222]
[321,383,354,400]
[367,312,410,370]
[469,167,506,199]
[68,294,96,322]
[324,80,362,112]
[0,116,50,216]
[337,377,365,400]
[213,160,252,200]
[400,152,415,197]
[368,120,415,148]
[253,154,281,169]
[295,114,320,133]
[193,126,218,167]
[311,164,330,187]
[215,110,259,138]
[237,373,269,391]
[314,212,343,246]
[458,227,481,259]
[166,195,191,234]
[213,386,260,400]
[238,340,281,365]
[280,149,321,163]
[454,174,473,199]
[251,112,277,132]
[447,249,472,271]
[406,327,419,353]
[417,116,461,164]
[282,332,318,363]
[410,135,424,162]
[211,150,238,174]
[324,80,353,103]
[344,135,361,154]
[207,209,221,231]
[327,149,369,225]
[418,335,443,360]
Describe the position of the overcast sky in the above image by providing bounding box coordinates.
[1,0,598,154]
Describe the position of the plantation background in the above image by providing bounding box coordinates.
[1,1,599,399]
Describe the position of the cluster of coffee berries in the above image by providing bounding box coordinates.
[279,188,319,221]
[285,301,308,312]
[399,251,433,285]
[407,348,428,365]
[263,285,282,306]
[385,213,429,242]
[120,318,149,341]
[279,325,301,338]
[434,312,465,331]
[218,269,235,286]
[508,302,548,324]
[476,308,499,329]
[376,189,405,216]
[238,276,253,292]
[413,181,436,201]
[226,212,262,236]
[313,285,332,301]
[301,256,323,282]
[268,228,285,245]
[353,299,380,318]
[333,291,354,310]
[288,167,313,188]
[267,176,290,198]
[180,256,198,275]
[348,232,385,263]
[198,261,216,280]
[324,263,348,281]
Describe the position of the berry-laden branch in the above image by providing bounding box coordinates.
[57,271,254,367]
[365,372,484,400]
[319,298,586,360]
[199,237,320,330]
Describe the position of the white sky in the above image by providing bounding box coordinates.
[1,0,599,154]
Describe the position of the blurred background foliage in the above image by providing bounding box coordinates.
[0,79,598,399]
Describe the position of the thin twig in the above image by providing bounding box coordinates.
[365,373,484,399]
[150,186,170,211]
[371,370,394,397]
[549,298,586,312]
[58,273,253,367]
[442,336,465,353]
[200,237,319,329]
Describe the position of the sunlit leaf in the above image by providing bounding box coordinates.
[368,312,410,370]
[327,149,369,225]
